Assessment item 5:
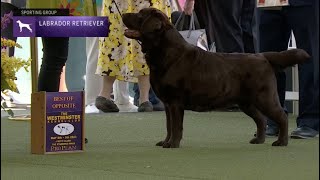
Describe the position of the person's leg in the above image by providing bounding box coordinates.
[113,80,137,112]
[65,38,87,91]
[133,83,163,111]
[85,37,102,105]
[38,37,69,92]
[148,87,164,111]
[85,3,102,112]
[194,0,215,46]
[95,76,119,112]
[287,6,319,137]
[313,0,320,128]
[84,37,102,113]
[98,76,115,99]
[149,88,160,104]
[137,75,153,112]
[241,0,256,53]
[133,83,139,106]
[258,9,291,135]
[59,65,68,92]
[113,80,130,105]
[208,0,244,53]
[138,75,150,104]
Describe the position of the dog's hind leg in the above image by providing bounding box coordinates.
[239,103,267,144]
[162,103,184,148]
[256,93,288,146]
[156,104,172,146]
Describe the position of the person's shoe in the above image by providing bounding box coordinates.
[152,101,165,111]
[254,126,279,137]
[117,103,138,112]
[138,101,153,112]
[95,96,119,113]
[290,126,319,139]
[85,103,100,114]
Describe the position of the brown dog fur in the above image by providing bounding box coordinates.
[123,8,310,148]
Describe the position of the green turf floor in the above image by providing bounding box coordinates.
[1,111,319,180]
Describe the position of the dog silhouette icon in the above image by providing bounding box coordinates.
[16,20,33,33]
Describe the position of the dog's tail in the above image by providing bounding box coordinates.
[262,49,310,70]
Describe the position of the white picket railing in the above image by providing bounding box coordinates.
[286,32,299,115]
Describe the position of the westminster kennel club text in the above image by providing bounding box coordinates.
[38,20,104,27]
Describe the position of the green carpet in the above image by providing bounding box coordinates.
[1,111,319,180]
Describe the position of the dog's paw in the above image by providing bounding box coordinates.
[272,140,288,146]
[162,141,180,148]
[249,137,265,144]
[156,141,166,146]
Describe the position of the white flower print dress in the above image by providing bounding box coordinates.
[96,0,171,82]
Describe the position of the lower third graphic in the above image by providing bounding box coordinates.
[13,16,109,37]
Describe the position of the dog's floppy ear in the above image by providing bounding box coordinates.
[141,9,171,34]
[141,15,162,34]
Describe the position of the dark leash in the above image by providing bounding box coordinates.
[112,0,122,16]
[111,0,141,45]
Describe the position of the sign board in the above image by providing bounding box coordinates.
[31,91,85,154]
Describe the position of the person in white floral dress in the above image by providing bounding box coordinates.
[95,0,171,112]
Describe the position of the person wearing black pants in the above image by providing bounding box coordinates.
[258,0,319,138]
[38,38,69,92]
[185,0,257,53]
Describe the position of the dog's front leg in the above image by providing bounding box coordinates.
[162,103,184,148]
[156,104,172,146]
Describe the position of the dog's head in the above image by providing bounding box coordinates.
[123,8,173,49]
[16,20,21,23]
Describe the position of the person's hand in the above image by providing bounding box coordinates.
[183,0,195,15]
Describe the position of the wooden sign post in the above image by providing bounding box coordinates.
[31,91,85,154]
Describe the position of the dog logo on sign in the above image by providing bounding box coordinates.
[16,20,33,33]
[12,17,36,37]
[53,123,75,136]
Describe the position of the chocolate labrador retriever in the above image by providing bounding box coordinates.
[122,8,309,148]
